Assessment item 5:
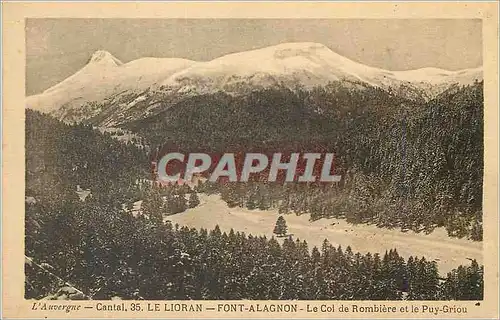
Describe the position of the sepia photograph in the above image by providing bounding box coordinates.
[24,18,484,301]
[1,2,499,319]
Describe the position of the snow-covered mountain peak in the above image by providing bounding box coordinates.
[88,50,123,66]
[27,44,482,123]
[27,51,197,113]
[160,42,362,91]
[205,42,341,64]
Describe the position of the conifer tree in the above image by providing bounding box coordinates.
[188,192,200,208]
[141,186,164,225]
[273,216,288,237]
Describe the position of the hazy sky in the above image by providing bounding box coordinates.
[26,19,482,95]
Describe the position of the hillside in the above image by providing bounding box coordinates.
[127,82,484,241]
[25,112,483,300]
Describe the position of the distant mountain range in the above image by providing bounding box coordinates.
[26,42,482,126]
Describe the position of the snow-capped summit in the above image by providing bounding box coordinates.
[27,52,195,113]
[159,42,482,95]
[26,42,482,123]
[87,50,123,66]
[161,42,370,91]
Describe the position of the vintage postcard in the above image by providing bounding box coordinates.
[2,2,499,319]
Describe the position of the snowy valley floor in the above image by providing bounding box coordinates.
[164,194,482,275]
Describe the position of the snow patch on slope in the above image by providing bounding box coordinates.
[169,194,482,275]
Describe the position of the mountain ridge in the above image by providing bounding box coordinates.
[26,42,483,124]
